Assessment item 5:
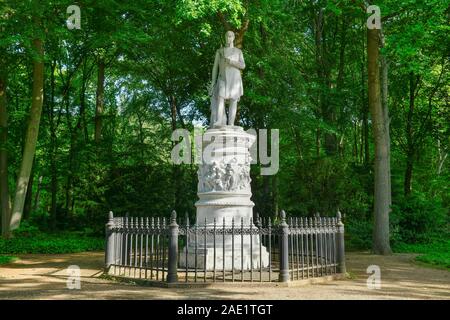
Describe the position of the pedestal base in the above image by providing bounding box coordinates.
[183,126,267,271]
[179,242,270,270]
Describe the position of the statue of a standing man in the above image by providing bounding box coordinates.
[208,31,245,127]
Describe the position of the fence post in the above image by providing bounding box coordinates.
[336,210,346,274]
[105,211,115,271]
[167,210,179,283]
[279,210,290,282]
[120,213,127,267]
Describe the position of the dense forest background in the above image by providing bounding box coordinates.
[0,0,448,263]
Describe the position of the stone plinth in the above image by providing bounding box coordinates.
[180,126,269,270]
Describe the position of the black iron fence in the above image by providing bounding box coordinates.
[104,210,346,284]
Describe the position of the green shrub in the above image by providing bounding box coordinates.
[345,218,373,250]
[416,252,450,269]
[0,255,18,265]
[12,220,42,238]
[0,221,104,255]
[390,192,448,244]
[393,240,450,270]
[0,233,104,254]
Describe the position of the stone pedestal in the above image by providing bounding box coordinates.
[180,126,269,270]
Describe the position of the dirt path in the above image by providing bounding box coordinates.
[0,251,448,299]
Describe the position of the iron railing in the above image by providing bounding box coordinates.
[105,210,346,283]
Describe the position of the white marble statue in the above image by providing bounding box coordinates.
[180,37,269,271]
[208,31,245,127]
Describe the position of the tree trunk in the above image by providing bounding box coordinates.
[10,37,44,231]
[272,174,279,217]
[361,46,370,165]
[33,176,43,213]
[404,155,413,196]
[23,161,34,220]
[437,139,447,175]
[353,121,358,161]
[65,144,74,214]
[65,85,74,214]
[362,104,370,164]
[336,19,347,88]
[65,62,88,215]
[380,53,392,211]
[0,68,11,237]
[79,62,89,141]
[170,95,181,210]
[404,72,418,196]
[262,175,271,216]
[314,8,336,156]
[367,28,392,255]
[316,128,321,157]
[49,61,57,229]
[170,95,177,132]
[95,59,105,143]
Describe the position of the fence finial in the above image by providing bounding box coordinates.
[185,212,189,227]
[167,211,179,283]
[105,211,115,270]
[254,212,259,227]
[171,210,177,224]
[278,210,289,282]
[335,208,346,274]
[280,210,286,221]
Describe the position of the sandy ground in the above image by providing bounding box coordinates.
[0,251,448,300]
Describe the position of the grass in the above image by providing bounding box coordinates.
[0,255,18,265]
[393,240,450,270]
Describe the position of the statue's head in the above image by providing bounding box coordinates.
[225,30,235,46]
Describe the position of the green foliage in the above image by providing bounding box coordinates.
[393,240,450,270]
[1,223,104,254]
[390,192,448,244]
[345,219,373,250]
[416,251,450,269]
[345,190,449,250]
[11,220,41,238]
[0,235,104,254]
[176,0,246,26]
[1,0,448,257]
[0,255,18,265]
